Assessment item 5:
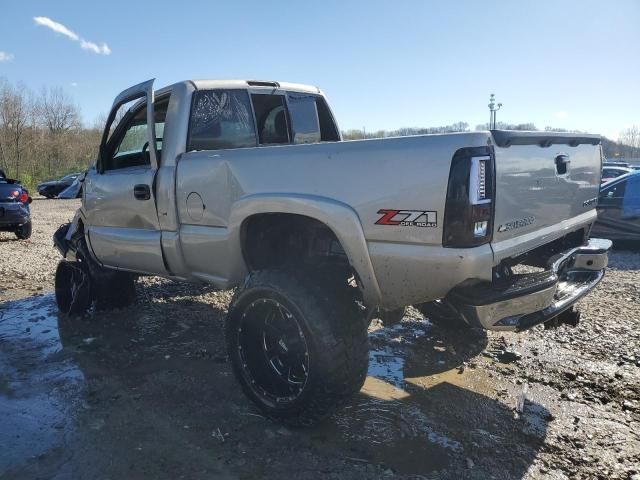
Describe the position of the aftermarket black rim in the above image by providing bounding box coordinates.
[236,298,310,405]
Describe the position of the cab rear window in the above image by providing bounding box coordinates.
[188,90,257,151]
[188,89,339,151]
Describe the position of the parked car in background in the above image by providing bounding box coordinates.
[592,170,640,241]
[0,176,32,239]
[57,171,86,199]
[601,166,633,184]
[37,172,82,198]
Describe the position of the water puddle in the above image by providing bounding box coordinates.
[0,294,83,474]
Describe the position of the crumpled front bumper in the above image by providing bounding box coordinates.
[447,238,612,331]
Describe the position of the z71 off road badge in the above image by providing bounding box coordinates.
[376,209,437,227]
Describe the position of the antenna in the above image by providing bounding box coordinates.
[488,94,503,130]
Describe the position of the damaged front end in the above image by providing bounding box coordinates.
[52,213,137,315]
[53,211,84,261]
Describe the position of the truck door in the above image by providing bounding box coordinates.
[84,79,168,275]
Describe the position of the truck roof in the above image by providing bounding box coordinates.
[188,80,322,95]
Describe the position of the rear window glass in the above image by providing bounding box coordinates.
[189,90,257,151]
[251,94,290,145]
[287,93,321,144]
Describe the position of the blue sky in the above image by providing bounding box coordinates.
[1,0,638,139]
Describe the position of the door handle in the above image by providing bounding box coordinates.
[134,184,151,200]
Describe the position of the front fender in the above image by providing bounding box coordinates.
[228,193,382,307]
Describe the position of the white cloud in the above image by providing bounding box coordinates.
[33,16,111,56]
[555,111,569,119]
[0,51,14,62]
[70,82,78,87]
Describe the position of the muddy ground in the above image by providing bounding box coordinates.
[0,199,639,479]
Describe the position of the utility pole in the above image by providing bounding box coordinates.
[488,94,502,130]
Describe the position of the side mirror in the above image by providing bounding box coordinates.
[28,196,33,204]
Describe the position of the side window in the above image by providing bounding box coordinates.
[315,96,340,141]
[599,179,627,207]
[188,90,257,151]
[622,175,640,218]
[106,97,169,171]
[251,94,290,145]
[287,93,321,144]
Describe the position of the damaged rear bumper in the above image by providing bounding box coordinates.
[447,238,611,331]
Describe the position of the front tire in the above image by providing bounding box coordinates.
[55,261,91,316]
[225,269,368,426]
[15,221,32,240]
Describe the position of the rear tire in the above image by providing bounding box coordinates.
[15,221,32,240]
[226,269,368,426]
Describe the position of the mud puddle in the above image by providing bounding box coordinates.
[2,289,633,479]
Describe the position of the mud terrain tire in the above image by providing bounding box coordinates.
[226,269,368,426]
[93,270,137,310]
[55,260,91,316]
[15,221,32,240]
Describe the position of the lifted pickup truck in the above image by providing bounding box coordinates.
[54,79,610,425]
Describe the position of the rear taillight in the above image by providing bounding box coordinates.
[19,191,29,203]
[443,147,495,248]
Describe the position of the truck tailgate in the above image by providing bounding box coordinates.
[491,131,601,257]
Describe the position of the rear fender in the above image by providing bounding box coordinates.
[229,193,382,307]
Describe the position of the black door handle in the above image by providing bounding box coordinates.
[134,184,151,200]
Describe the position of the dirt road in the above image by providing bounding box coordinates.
[1,200,639,479]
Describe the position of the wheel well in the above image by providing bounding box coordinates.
[241,214,350,273]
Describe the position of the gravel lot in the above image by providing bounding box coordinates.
[1,199,639,479]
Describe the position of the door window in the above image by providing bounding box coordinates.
[599,179,626,207]
[622,174,640,218]
[188,90,257,151]
[287,93,320,144]
[105,97,169,171]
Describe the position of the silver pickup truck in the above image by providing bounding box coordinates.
[54,78,610,425]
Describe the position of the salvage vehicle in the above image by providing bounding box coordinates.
[592,170,640,241]
[57,171,86,199]
[53,79,611,425]
[0,176,32,239]
[37,172,82,198]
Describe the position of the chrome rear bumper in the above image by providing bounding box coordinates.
[447,238,611,331]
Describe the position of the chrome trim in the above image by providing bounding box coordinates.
[450,238,611,331]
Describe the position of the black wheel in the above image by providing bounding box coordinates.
[415,300,471,329]
[15,220,32,240]
[94,270,137,310]
[226,269,368,426]
[375,307,406,327]
[55,260,91,316]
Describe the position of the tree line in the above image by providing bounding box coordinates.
[0,78,100,191]
[343,122,640,161]
[1,77,638,193]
